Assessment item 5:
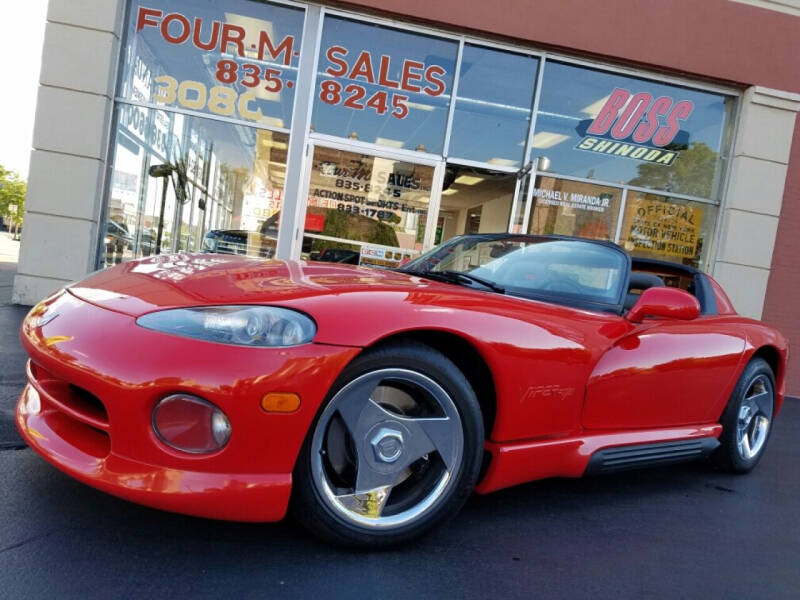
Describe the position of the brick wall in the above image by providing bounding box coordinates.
[762,115,800,396]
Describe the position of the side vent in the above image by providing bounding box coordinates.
[585,438,720,475]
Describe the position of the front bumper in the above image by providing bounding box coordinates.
[16,290,360,521]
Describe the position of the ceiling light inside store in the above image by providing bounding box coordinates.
[375,137,405,148]
[454,175,483,186]
[488,158,517,167]
[225,13,275,59]
[531,132,570,149]
[441,188,459,195]
[407,102,435,112]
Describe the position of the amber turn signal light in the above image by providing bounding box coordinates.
[261,392,301,413]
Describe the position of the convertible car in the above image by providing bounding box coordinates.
[16,234,787,547]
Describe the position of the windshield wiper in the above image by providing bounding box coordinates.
[418,269,506,294]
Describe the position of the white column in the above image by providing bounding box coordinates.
[12,0,125,304]
[712,86,800,318]
[275,6,322,260]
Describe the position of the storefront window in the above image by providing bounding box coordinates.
[527,176,622,241]
[618,192,717,269]
[532,61,733,199]
[448,45,538,167]
[106,105,288,266]
[103,3,736,275]
[311,16,458,154]
[301,146,435,268]
[438,166,516,243]
[120,0,305,129]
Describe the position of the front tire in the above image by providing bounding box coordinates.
[712,357,775,473]
[292,341,484,548]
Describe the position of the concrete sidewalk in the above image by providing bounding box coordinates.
[0,231,20,305]
[0,262,13,305]
[0,267,27,447]
[0,231,20,263]
[0,234,26,446]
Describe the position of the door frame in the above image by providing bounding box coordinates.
[289,133,447,259]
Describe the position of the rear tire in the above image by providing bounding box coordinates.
[292,341,484,548]
[712,358,775,473]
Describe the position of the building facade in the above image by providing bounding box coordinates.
[14,0,800,392]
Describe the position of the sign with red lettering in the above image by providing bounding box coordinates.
[136,8,297,65]
[317,45,448,120]
[126,2,304,127]
[311,18,456,153]
[576,88,695,166]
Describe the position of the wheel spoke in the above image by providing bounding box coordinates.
[334,485,392,519]
[402,416,456,468]
[335,382,386,437]
[739,432,752,458]
[747,390,771,417]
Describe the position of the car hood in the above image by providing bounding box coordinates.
[67,253,449,317]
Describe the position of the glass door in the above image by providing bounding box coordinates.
[299,140,444,268]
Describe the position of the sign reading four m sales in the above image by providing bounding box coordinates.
[577,88,695,166]
[133,3,303,127]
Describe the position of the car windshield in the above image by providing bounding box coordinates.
[402,235,628,310]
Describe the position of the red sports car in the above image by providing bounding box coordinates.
[16,234,787,547]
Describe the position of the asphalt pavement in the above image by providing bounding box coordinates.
[0,269,798,599]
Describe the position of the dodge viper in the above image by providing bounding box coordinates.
[16,234,787,547]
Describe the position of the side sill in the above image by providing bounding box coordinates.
[475,423,722,494]
[583,437,720,475]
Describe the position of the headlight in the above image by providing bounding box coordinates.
[136,306,316,347]
[204,237,217,251]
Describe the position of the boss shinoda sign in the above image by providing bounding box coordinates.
[577,88,695,166]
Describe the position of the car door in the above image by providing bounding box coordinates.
[582,317,747,429]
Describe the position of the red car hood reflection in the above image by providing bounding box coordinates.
[69,253,442,316]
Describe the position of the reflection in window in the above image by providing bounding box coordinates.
[438,166,516,243]
[531,61,733,199]
[311,16,458,154]
[301,146,434,268]
[527,176,622,241]
[407,236,627,307]
[449,45,538,167]
[619,192,717,270]
[105,105,288,267]
[120,0,304,129]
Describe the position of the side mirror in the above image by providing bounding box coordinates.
[626,287,701,323]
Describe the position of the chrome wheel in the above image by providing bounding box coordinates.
[310,368,463,529]
[736,374,773,461]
